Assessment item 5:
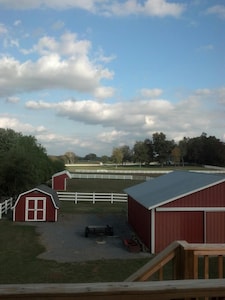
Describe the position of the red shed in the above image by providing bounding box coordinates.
[12,185,60,222]
[52,170,71,191]
[125,171,225,254]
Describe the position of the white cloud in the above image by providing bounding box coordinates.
[5,96,20,103]
[140,88,163,98]
[0,23,7,35]
[0,0,186,17]
[0,115,46,133]
[23,86,225,153]
[14,20,21,26]
[205,5,225,19]
[0,33,114,97]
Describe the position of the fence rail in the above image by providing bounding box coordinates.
[0,198,13,219]
[1,279,225,300]
[57,192,128,204]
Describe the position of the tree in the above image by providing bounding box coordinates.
[63,152,77,164]
[178,137,188,166]
[120,145,133,164]
[111,147,123,165]
[133,141,149,165]
[0,129,56,196]
[152,132,175,166]
[171,146,181,166]
[185,133,225,166]
[84,153,98,161]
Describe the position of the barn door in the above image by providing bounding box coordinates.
[25,197,46,221]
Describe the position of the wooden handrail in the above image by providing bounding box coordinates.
[0,279,225,300]
[125,240,225,282]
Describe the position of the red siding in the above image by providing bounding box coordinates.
[53,174,68,191]
[128,197,151,249]
[206,212,225,243]
[162,182,225,208]
[155,211,204,253]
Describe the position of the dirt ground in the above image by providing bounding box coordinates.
[29,213,151,263]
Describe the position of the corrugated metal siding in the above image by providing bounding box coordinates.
[128,197,151,249]
[155,211,204,253]
[161,182,225,208]
[206,212,225,243]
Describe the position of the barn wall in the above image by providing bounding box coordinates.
[162,182,225,208]
[53,174,68,191]
[45,196,57,221]
[155,211,204,253]
[128,197,151,249]
[206,212,225,243]
[14,195,26,221]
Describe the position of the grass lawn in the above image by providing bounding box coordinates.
[60,201,128,215]
[66,178,144,193]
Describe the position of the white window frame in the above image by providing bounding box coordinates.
[25,197,46,221]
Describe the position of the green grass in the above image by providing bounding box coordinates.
[66,165,209,173]
[66,179,144,193]
[0,219,149,284]
[60,201,127,215]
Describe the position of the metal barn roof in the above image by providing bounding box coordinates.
[124,171,225,210]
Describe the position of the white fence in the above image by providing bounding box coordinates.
[57,192,128,204]
[0,198,13,219]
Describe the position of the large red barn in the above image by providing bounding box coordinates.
[12,185,60,222]
[125,171,225,254]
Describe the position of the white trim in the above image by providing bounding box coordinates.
[148,178,225,210]
[156,207,225,212]
[13,187,59,210]
[52,170,71,180]
[25,197,46,221]
[151,209,155,254]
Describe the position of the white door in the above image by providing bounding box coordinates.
[25,197,46,221]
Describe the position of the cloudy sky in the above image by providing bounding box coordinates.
[0,0,224,156]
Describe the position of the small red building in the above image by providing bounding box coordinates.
[125,171,225,254]
[12,185,60,222]
[52,170,71,191]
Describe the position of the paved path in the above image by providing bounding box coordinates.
[32,213,151,262]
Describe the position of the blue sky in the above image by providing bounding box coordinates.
[0,0,224,156]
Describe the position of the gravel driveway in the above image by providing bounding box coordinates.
[29,213,151,262]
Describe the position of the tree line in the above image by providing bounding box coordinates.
[59,132,225,168]
[111,132,225,167]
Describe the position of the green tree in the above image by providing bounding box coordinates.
[84,153,98,161]
[171,146,181,166]
[133,141,149,165]
[120,145,133,164]
[152,132,175,166]
[111,147,123,165]
[0,129,56,196]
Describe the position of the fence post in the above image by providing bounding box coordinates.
[75,192,77,204]
[93,192,95,204]
[111,193,114,204]
[0,203,2,219]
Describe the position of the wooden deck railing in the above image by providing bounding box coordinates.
[125,240,225,282]
[0,279,225,300]
[1,241,225,299]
